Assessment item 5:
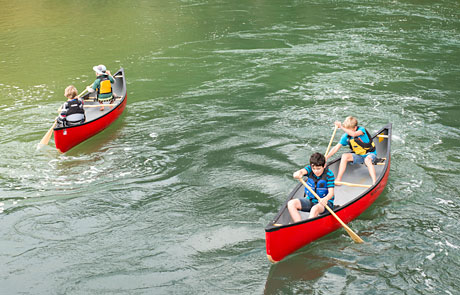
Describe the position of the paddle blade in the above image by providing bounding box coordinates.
[37,121,57,149]
[267,255,278,264]
[343,224,364,243]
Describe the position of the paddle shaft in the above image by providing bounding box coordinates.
[77,87,89,98]
[299,178,364,243]
[325,125,338,157]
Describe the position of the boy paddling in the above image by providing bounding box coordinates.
[288,152,335,222]
[326,116,377,184]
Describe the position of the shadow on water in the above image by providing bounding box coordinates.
[264,252,339,294]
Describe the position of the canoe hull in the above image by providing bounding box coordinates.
[54,68,127,153]
[265,124,392,263]
[54,98,126,153]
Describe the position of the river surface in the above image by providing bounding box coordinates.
[1,0,459,294]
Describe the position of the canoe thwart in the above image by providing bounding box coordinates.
[84,104,117,107]
[335,181,371,188]
[84,97,122,102]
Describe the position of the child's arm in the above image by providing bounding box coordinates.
[335,121,363,137]
[86,81,97,93]
[319,187,334,207]
[293,168,308,179]
[342,128,363,138]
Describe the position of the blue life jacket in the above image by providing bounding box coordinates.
[304,170,333,206]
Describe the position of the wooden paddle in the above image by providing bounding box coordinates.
[37,88,89,149]
[299,178,364,243]
[325,125,338,158]
[37,119,59,148]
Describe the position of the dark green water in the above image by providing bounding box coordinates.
[1,0,459,294]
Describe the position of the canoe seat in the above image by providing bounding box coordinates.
[298,204,341,220]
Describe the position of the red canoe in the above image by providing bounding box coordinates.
[265,124,392,263]
[54,68,127,153]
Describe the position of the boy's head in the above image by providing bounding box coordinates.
[93,64,107,75]
[342,116,358,130]
[64,85,78,99]
[310,153,326,176]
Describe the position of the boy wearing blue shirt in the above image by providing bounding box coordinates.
[326,116,377,184]
[288,152,335,222]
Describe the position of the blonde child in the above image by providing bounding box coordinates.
[325,116,377,184]
[57,85,85,126]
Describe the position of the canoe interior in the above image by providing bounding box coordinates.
[81,71,126,122]
[52,68,127,153]
[271,126,390,225]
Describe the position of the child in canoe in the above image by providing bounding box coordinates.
[86,64,115,111]
[326,116,377,184]
[57,85,85,126]
[288,152,335,222]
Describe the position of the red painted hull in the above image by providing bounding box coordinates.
[54,97,127,153]
[265,124,392,263]
[53,68,127,153]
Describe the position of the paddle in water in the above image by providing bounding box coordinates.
[299,178,364,243]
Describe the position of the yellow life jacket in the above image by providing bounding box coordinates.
[348,128,376,155]
[97,76,112,95]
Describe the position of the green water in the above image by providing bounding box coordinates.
[1,0,459,294]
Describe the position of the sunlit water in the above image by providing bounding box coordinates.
[1,0,459,294]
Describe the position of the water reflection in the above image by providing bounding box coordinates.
[264,253,338,294]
